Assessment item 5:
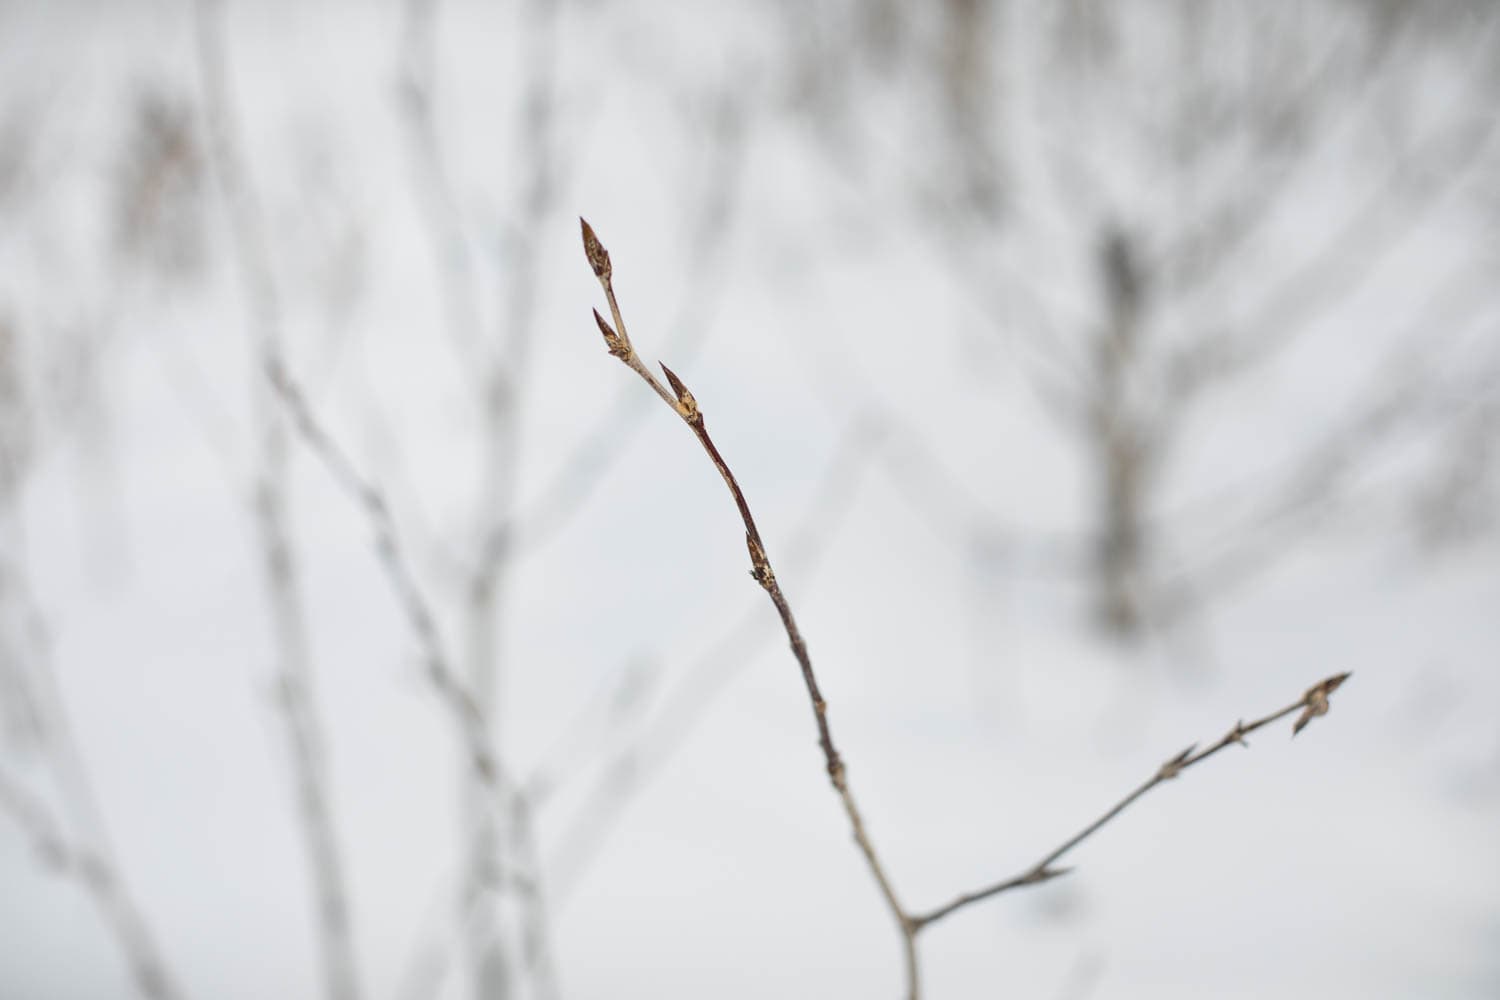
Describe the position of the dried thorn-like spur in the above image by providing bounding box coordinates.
[578,217,1352,1000]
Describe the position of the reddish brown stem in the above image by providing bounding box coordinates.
[579,218,1351,1000]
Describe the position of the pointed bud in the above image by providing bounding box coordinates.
[1292,671,1351,737]
[580,217,612,280]
[660,363,700,423]
[593,308,628,358]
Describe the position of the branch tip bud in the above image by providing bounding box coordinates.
[580,217,612,280]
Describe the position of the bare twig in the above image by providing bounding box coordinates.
[1164,15,1500,405]
[490,91,749,561]
[1154,255,1500,610]
[265,360,508,793]
[0,557,187,1000]
[395,0,485,369]
[542,423,876,898]
[396,1,564,992]
[1159,9,1416,295]
[268,360,565,1000]
[391,844,545,1000]
[581,217,922,996]
[508,795,559,1000]
[580,219,1354,998]
[0,768,185,1000]
[911,673,1352,929]
[194,6,362,999]
[0,768,71,870]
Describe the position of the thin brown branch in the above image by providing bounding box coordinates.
[543,424,875,898]
[528,420,874,803]
[579,220,1355,999]
[911,672,1352,930]
[580,218,922,997]
[483,98,749,561]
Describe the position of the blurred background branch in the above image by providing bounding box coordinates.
[1,1,1496,998]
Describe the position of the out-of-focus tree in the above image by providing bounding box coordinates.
[778,0,1500,643]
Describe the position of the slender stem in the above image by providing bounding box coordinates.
[396,1,564,990]
[542,426,875,898]
[266,360,515,798]
[912,672,1351,929]
[0,570,188,1000]
[580,219,923,996]
[579,219,1352,999]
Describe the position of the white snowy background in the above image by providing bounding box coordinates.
[2,2,1498,999]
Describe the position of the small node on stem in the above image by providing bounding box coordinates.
[592,308,629,359]
[826,753,846,785]
[1029,865,1071,885]
[660,363,701,424]
[746,532,774,589]
[580,217,612,281]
